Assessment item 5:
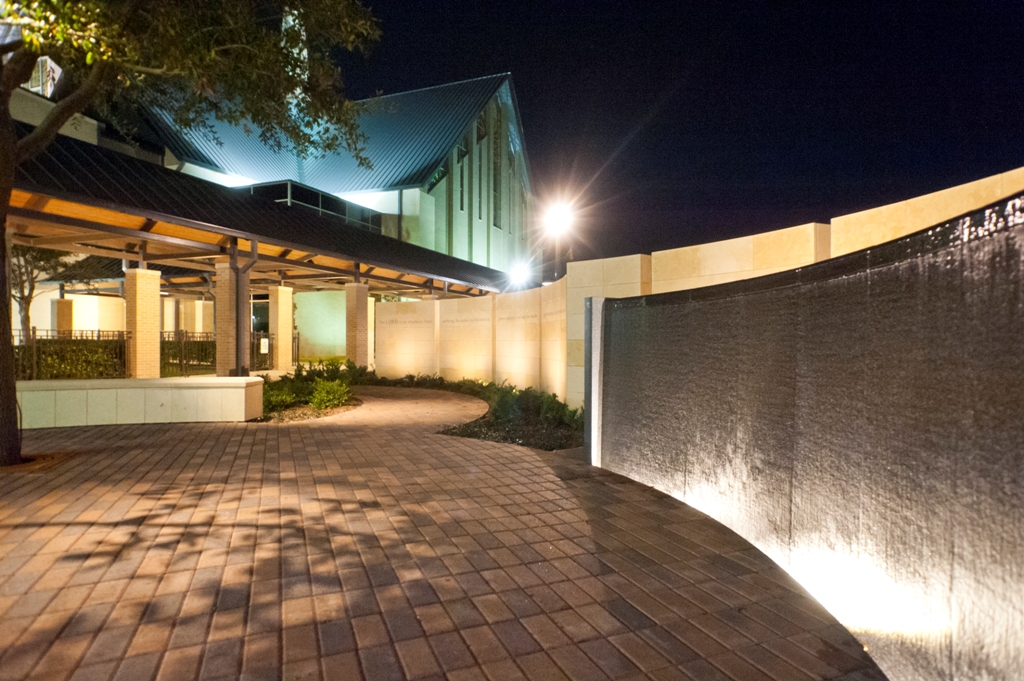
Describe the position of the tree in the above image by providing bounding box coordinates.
[0,0,380,465]
[10,245,71,333]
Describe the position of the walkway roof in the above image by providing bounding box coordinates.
[10,125,508,296]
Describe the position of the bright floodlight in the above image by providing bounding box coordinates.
[543,203,574,237]
[509,262,531,288]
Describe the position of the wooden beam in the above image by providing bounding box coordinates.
[8,207,224,254]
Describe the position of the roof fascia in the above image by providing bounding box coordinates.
[12,185,502,292]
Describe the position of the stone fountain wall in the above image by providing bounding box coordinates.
[598,193,1024,681]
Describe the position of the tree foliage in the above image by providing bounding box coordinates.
[2,0,380,161]
[0,0,380,465]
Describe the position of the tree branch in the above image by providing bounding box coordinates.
[1,49,38,96]
[16,61,113,163]
[0,39,23,56]
[124,63,186,77]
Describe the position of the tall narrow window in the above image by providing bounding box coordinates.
[458,136,469,213]
[493,109,502,229]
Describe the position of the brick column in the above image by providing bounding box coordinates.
[345,283,369,367]
[124,268,161,378]
[215,262,250,376]
[268,285,293,371]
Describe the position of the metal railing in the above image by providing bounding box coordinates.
[161,331,216,377]
[14,329,129,380]
[251,332,273,372]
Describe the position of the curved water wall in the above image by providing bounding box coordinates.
[597,193,1024,681]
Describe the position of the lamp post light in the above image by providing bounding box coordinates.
[543,203,574,280]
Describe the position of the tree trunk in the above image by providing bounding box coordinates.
[0,104,23,465]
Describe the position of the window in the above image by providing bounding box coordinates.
[457,137,469,213]
[426,161,448,193]
[493,109,502,229]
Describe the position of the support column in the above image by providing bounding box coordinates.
[52,298,73,333]
[215,262,250,376]
[125,268,161,378]
[345,283,369,367]
[269,285,293,371]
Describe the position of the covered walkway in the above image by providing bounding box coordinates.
[0,388,885,681]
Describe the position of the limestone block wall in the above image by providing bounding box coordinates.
[438,297,495,383]
[651,222,831,294]
[66,294,126,331]
[564,254,651,408]
[831,165,1024,257]
[539,278,566,399]
[374,301,438,377]
[494,287,541,389]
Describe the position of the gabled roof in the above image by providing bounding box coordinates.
[14,126,509,291]
[151,73,514,195]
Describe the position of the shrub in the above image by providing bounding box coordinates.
[540,392,568,426]
[263,386,297,412]
[490,385,521,424]
[309,379,350,410]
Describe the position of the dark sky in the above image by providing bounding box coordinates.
[339,1,1024,260]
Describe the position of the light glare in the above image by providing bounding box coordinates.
[509,262,531,287]
[543,203,574,237]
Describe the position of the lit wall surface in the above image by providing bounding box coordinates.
[539,278,567,398]
[294,290,346,360]
[494,287,541,389]
[438,297,494,383]
[597,193,1024,680]
[375,300,438,377]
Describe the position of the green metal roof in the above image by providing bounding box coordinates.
[151,73,526,195]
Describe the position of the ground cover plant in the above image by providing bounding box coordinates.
[260,360,356,421]
[343,361,584,451]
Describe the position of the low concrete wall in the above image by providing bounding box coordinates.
[596,192,1024,680]
[18,377,263,428]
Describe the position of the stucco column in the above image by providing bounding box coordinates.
[215,262,250,376]
[345,282,369,367]
[268,285,293,371]
[124,268,161,378]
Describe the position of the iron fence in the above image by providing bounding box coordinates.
[14,329,129,380]
[251,332,273,372]
[161,331,216,377]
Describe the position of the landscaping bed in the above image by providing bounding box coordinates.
[260,361,585,450]
[258,361,358,421]
[343,362,584,451]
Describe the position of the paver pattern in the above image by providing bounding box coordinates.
[1,386,887,681]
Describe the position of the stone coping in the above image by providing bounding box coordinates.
[17,376,263,428]
[15,376,264,391]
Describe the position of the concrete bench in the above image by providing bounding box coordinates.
[17,377,263,428]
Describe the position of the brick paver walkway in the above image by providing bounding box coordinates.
[1,387,886,681]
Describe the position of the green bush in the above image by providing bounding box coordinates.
[263,384,299,412]
[309,379,350,410]
[490,386,521,424]
[540,392,568,426]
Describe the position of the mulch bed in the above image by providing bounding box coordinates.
[258,397,362,423]
[440,415,584,451]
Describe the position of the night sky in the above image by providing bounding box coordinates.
[339,1,1024,261]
